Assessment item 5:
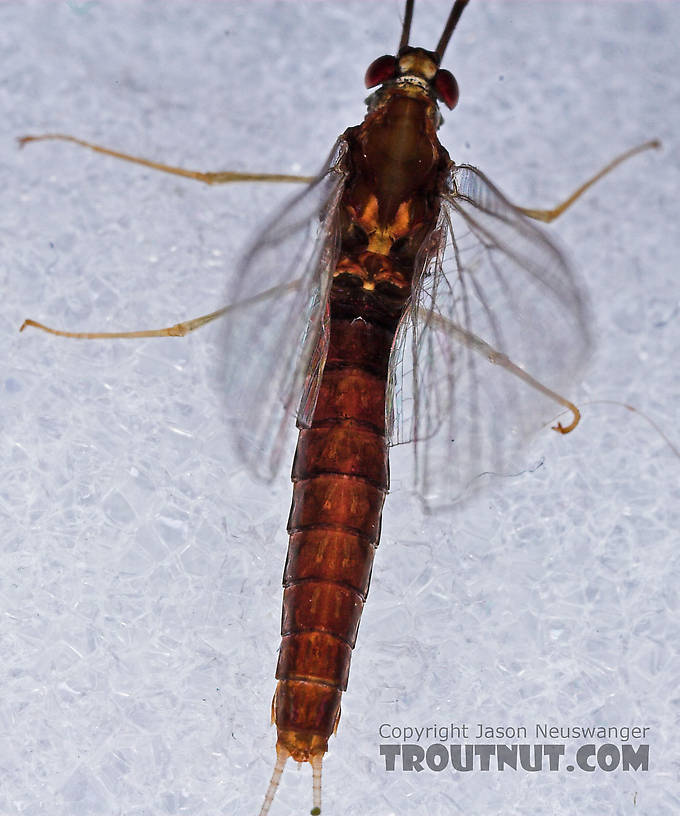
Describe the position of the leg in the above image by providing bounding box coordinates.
[20,279,302,340]
[518,140,660,223]
[420,307,581,433]
[18,133,314,185]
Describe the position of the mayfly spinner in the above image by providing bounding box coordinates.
[19,0,659,812]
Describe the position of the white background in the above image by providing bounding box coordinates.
[2,2,679,815]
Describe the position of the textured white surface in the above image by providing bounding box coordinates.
[2,2,679,815]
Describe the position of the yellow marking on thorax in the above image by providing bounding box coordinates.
[367,234,391,255]
[359,197,413,256]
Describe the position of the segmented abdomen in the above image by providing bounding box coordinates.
[273,306,394,762]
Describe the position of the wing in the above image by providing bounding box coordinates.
[219,138,348,480]
[387,163,592,507]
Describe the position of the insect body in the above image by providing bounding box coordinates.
[246,1,589,811]
[263,40,454,815]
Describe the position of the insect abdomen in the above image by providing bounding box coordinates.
[273,314,392,762]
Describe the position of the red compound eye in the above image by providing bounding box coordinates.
[365,54,398,89]
[433,68,459,109]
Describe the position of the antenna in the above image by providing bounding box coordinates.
[399,0,415,51]
[434,0,470,63]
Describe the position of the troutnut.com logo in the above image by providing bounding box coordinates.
[379,723,650,773]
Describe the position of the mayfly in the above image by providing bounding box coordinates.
[19,0,659,813]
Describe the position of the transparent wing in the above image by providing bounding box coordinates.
[220,138,348,480]
[387,163,592,507]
